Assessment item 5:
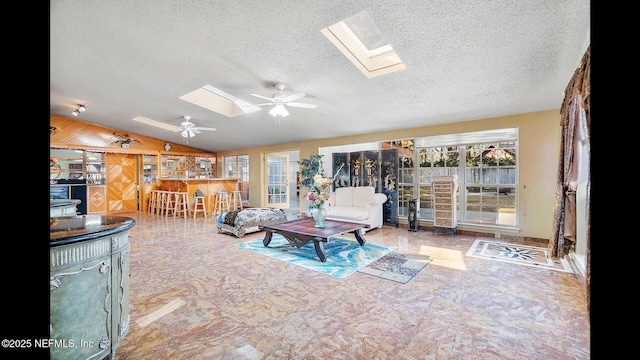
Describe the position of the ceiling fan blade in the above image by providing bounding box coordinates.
[283,91,306,102]
[132,116,181,132]
[192,129,202,135]
[286,102,317,109]
[193,127,217,131]
[250,94,275,102]
[252,103,273,107]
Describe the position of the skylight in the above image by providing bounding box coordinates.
[321,10,405,78]
[180,85,261,117]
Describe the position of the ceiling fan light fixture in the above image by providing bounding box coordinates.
[269,103,289,117]
[251,83,315,123]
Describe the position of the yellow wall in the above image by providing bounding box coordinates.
[216,110,561,240]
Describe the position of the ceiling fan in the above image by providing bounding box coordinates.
[250,83,317,119]
[176,116,216,138]
[132,115,216,140]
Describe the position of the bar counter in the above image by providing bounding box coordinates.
[158,178,240,214]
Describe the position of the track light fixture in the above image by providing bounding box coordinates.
[71,104,86,116]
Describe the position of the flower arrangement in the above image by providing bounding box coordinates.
[306,174,331,209]
[50,156,59,168]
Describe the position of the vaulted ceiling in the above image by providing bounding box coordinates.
[50,0,590,153]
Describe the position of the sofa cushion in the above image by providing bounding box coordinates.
[326,206,370,221]
[334,187,353,207]
[352,186,375,207]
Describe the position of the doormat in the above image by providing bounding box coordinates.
[465,239,573,273]
[236,234,396,279]
[357,252,432,283]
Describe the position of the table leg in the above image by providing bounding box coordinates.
[352,229,367,246]
[263,231,273,246]
[314,239,327,262]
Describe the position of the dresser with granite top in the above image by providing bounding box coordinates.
[50,215,135,360]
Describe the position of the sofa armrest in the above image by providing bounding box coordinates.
[371,193,388,205]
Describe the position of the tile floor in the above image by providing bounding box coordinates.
[115,211,590,359]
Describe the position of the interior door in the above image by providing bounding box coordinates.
[264,153,289,209]
[106,153,138,212]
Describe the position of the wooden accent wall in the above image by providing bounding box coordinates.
[50,114,212,154]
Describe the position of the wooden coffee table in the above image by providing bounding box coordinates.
[259,217,368,262]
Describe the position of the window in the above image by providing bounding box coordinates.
[398,128,518,228]
[222,155,249,203]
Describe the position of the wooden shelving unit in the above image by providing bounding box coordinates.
[142,155,158,184]
[160,154,216,179]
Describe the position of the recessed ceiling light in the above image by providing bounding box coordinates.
[180,85,261,117]
[321,10,405,78]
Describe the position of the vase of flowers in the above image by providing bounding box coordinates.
[306,174,331,228]
[311,207,327,228]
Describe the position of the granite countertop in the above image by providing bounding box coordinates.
[50,199,82,208]
[50,215,136,246]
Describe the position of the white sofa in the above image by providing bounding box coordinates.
[325,186,388,233]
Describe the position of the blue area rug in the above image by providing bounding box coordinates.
[236,234,396,279]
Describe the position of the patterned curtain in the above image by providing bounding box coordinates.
[549,45,590,311]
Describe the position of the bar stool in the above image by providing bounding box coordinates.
[192,189,208,218]
[163,191,175,217]
[174,191,189,218]
[156,191,168,215]
[213,189,231,216]
[229,190,243,211]
[148,190,159,214]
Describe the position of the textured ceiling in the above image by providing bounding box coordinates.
[50,0,590,153]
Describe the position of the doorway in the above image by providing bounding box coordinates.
[264,150,300,216]
[105,152,138,212]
